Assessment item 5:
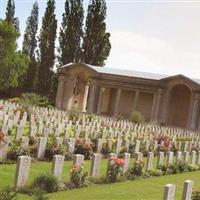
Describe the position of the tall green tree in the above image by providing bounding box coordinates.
[38,0,57,95]
[0,20,29,90]
[5,0,19,34]
[82,0,111,66]
[58,0,84,66]
[22,1,39,90]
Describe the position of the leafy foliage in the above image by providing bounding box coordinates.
[58,0,84,65]
[0,186,17,200]
[81,0,111,66]
[32,173,59,193]
[38,0,57,95]
[129,111,144,124]
[22,1,39,89]
[0,20,29,90]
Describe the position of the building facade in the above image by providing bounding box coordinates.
[56,63,200,130]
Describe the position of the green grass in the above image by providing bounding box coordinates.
[1,158,200,200]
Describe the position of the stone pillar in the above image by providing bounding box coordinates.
[97,87,105,114]
[190,94,199,130]
[114,88,122,117]
[55,76,65,109]
[133,90,139,112]
[87,84,97,113]
[82,84,89,112]
[150,93,157,122]
[154,89,162,122]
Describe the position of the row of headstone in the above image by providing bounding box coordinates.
[163,180,193,200]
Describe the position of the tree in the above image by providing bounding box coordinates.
[58,0,84,66]
[81,0,111,66]
[22,1,39,90]
[0,20,29,90]
[5,0,20,34]
[38,0,57,95]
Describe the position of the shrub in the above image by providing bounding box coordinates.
[45,144,66,160]
[68,164,88,188]
[7,141,29,160]
[106,157,125,183]
[74,139,92,160]
[129,111,144,124]
[31,173,59,193]
[127,160,145,180]
[0,186,17,200]
[192,190,200,200]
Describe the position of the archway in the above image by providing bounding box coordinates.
[168,84,191,128]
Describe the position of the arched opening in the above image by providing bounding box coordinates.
[168,84,191,128]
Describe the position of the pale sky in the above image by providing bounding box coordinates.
[1,0,200,78]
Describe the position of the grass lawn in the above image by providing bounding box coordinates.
[1,158,200,200]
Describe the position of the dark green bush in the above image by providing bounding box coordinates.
[31,173,59,193]
[7,141,29,160]
[192,190,200,200]
[0,186,17,200]
[129,111,144,124]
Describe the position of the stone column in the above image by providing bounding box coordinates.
[55,76,65,109]
[154,89,162,122]
[82,84,89,112]
[190,94,199,130]
[87,84,97,113]
[133,90,139,112]
[62,77,75,110]
[150,93,157,122]
[114,88,122,117]
[97,87,105,114]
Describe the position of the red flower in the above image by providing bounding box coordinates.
[71,163,81,172]
[0,131,4,142]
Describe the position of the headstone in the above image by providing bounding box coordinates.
[20,137,29,148]
[176,151,182,163]
[14,156,31,189]
[123,153,130,173]
[37,137,47,160]
[135,140,140,153]
[66,138,76,153]
[51,155,65,178]
[146,152,154,171]
[166,151,174,166]
[191,151,196,165]
[135,152,143,162]
[183,151,189,164]
[15,126,23,141]
[163,184,176,200]
[0,142,8,160]
[90,154,102,177]
[157,151,164,167]
[96,139,103,154]
[73,154,84,166]
[115,139,122,154]
[181,180,193,200]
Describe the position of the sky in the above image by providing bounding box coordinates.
[1,0,200,79]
